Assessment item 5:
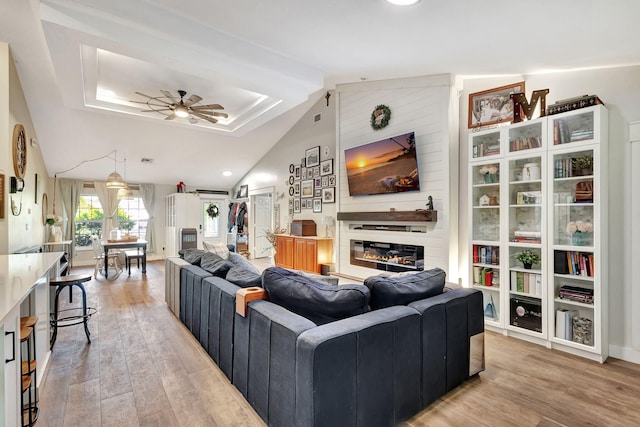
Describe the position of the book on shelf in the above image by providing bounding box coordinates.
[547,95,603,116]
[556,309,578,340]
[510,271,542,296]
[510,136,542,151]
[559,285,594,304]
[513,230,542,244]
[554,251,594,277]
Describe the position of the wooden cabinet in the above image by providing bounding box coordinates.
[275,235,295,269]
[275,235,332,274]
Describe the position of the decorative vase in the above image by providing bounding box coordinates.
[484,173,495,184]
[572,232,585,246]
[523,262,532,270]
[581,168,593,176]
[50,225,62,242]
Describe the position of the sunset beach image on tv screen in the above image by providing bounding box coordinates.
[344,131,420,196]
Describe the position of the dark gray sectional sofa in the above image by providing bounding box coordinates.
[168,251,484,427]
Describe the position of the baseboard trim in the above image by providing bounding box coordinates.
[609,345,640,364]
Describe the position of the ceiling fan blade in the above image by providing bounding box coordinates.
[192,103,224,110]
[140,108,173,112]
[211,112,229,118]
[134,91,156,99]
[164,113,176,121]
[184,94,202,107]
[188,116,198,124]
[130,99,172,107]
[161,90,178,103]
[192,111,218,124]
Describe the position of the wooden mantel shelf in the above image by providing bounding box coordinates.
[337,210,437,222]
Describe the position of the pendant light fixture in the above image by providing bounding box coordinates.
[106,150,126,189]
[119,157,134,200]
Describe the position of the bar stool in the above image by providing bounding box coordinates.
[20,323,38,426]
[49,274,96,350]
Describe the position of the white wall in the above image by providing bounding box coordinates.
[1,43,50,253]
[458,65,640,363]
[234,90,337,254]
[336,74,460,279]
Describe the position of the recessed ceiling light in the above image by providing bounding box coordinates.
[222,170,232,177]
[386,0,421,5]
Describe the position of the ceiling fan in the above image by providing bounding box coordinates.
[130,89,228,124]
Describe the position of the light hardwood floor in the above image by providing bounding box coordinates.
[37,261,640,427]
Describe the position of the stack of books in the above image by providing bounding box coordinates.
[559,285,594,304]
[513,230,541,244]
[547,95,603,116]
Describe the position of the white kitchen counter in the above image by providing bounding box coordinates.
[0,252,62,324]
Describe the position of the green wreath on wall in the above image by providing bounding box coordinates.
[370,104,391,130]
[206,203,219,219]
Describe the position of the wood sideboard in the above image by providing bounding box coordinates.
[274,235,333,274]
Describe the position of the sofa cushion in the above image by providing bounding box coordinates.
[180,248,206,266]
[364,268,446,309]
[289,269,339,286]
[226,265,262,288]
[203,241,230,259]
[199,252,235,277]
[262,267,370,325]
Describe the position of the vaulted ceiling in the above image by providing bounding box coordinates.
[2,0,639,188]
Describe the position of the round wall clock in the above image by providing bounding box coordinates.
[12,124,27,178]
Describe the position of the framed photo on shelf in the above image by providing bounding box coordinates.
[320,159,333,176]
[322,187,335,204]
[294,198,301,213]
[313,198,322,213]
[305,146,320,167]
[239,185,249,198]
[301,180,314,198]
[468,81,525,129]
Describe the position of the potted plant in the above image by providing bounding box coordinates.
[515,249,540,269]
[573,156,593,175]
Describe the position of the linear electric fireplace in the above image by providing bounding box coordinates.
[350,240,424,273]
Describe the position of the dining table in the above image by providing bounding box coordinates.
[101,239,147,278]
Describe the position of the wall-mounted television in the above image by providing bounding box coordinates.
[344,131,420,196]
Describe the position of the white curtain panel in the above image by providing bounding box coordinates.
[94,181,123,239]
[58,178,83,256]
[139,183,156,254]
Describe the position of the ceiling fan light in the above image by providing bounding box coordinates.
[106,171,126,189]
[175,105,189,118]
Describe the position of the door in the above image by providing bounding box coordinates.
[252,193,272,258]
[200,197,227,246]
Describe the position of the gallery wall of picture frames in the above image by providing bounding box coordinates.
[288,145,335,215]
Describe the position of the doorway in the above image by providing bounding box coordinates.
[251,192,272,259]
[200,196,227,246]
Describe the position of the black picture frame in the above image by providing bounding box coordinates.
[239,184,248,198]
[294,198,301,213]
[289,175,295,185]
[322,187,335,203]
[328,175,336,186]
[301,179,314,198]
[321,176,329,187]
[289,186,294,196]
[294,182,301,197]
[289,163,295,173]
[313,198,322,213]
[320,159,333,176]
[314,188,322,198]
[305,146,320,167]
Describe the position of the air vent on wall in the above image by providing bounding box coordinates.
[141,158,154,164]
[314,113,321,123]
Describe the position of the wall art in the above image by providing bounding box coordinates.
[468,81,525,128]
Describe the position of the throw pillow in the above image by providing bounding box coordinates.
[225,266,262,288]
[228,252,261,275]
[263,267,370,325]
[364,267,446,309]
[181,248,206,266]
[203,241,230,260]
[199,252,235,277]
[288,269,339,286]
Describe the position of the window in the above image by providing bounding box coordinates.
[74,194,149,248]
[203,202,221,238]
[118,197,149,239]
[75,195,104,248]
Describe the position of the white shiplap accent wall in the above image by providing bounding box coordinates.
[335,74,460,279]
